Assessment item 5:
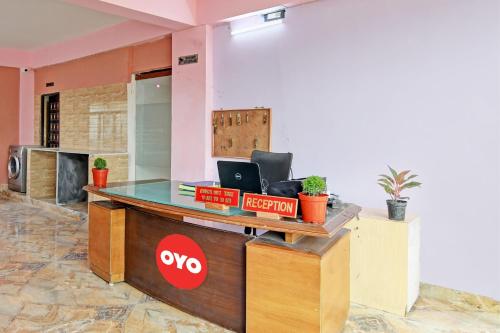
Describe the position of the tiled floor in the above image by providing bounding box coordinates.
[0,194,498,332]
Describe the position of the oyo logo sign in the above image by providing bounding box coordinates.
[155,234,208,290]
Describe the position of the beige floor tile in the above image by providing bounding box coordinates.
[0,196,498,333]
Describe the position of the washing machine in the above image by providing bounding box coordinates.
[7,145,41,193]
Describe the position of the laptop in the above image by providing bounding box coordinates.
[217,161,263,194]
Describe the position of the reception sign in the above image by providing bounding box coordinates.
[195,186,240,207]
[242,193,298,218]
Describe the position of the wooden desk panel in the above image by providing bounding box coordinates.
[125,208,253,333]
[88,201,126,283]
[246,230,350,333]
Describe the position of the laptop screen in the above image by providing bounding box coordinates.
[217,161,263,194]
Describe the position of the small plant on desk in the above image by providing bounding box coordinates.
[378,166,422,221]
[92,157,109,188]
[299,176,328,224]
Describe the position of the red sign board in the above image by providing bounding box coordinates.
[155,234,208,290]
[195,186,240,207]
[242,193,298,218]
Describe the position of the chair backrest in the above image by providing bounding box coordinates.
[250,150,293,190]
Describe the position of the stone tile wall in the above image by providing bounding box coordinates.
[34,83,127,152]
[27,151,57,199]
[88,154,129,202]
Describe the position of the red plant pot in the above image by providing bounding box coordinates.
[298,192,328,224]
[92,168,109,188]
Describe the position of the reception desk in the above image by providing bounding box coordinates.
[85,180,360,333]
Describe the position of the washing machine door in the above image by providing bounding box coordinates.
[8,155,20,180]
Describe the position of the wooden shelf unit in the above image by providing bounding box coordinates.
[42,93,60,148]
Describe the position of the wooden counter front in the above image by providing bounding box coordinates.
[88,201,126,283]
[125,207,252,333]
[246,230,350,333]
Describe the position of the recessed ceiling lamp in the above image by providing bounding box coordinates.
[230,8,286,36]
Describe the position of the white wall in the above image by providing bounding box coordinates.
[213,0,500,299]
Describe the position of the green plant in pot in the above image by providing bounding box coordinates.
[92,157,109,188]
[378,166,421,221]
[299,176,328,224]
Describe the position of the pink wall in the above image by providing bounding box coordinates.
[66,0,317,29]
[19,69,35,145]
[0,67,20,184]
[35,47,130,95]
[171,25,213,181]
[32,21,171,69]
[64,0,196,29]
[196,0,316,23]
[68,0,316,26]
[35,36,172,95]
[132,36,172,73]
[0,49,32,68]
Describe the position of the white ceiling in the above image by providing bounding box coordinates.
[0,0,126,50]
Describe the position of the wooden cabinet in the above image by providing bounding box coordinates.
[41,92,60,148]
[344,208,420,316]
[88,201,126,283]
[246,230,350,333]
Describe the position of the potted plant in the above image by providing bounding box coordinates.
[92,157,109,188]
[378,166,421,221]
[298,176,328,224]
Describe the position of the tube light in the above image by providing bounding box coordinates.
[230,20,283,36]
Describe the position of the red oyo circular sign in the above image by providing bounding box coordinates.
[155,234,208,290]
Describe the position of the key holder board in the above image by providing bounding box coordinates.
[212,108,272,159]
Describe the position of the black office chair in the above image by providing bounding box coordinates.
[251,150,293,192]
[244,150,293,235]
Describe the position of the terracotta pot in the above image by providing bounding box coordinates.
[298,192,328,224]
[92,168,109,188]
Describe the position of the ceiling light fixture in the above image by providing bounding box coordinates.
[264,9,286,22]
[230,8,286,36]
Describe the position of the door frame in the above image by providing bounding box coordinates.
[127,75,136,180]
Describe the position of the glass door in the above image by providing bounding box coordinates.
[135,74,172,181]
